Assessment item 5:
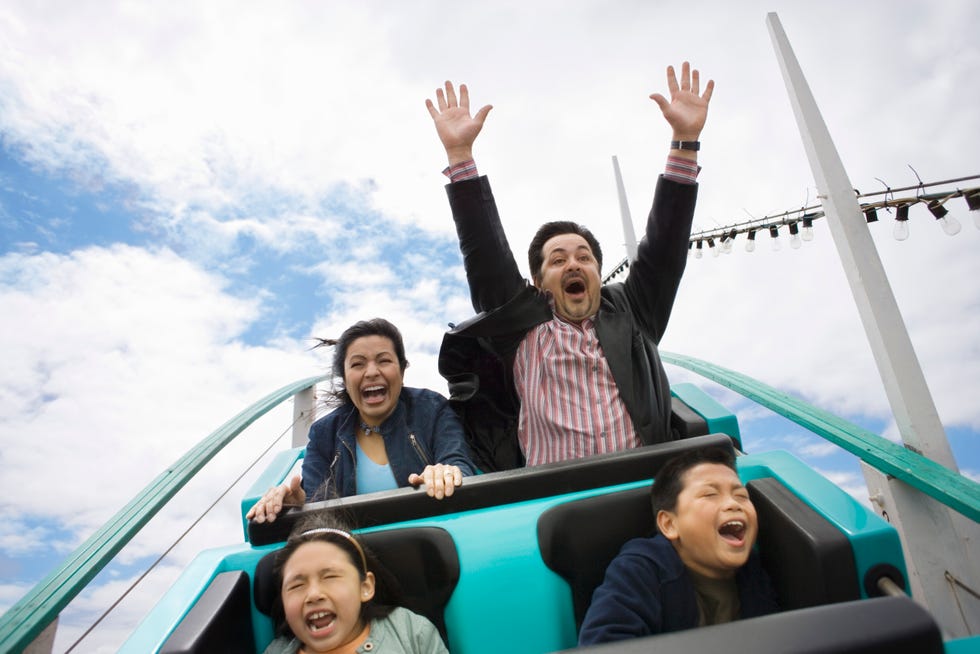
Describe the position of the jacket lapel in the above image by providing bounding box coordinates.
[595,300,634,405]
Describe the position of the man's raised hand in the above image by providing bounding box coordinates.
[426,81,493,165]
[649,61,714,142]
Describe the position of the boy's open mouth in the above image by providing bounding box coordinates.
[718,519,746,545]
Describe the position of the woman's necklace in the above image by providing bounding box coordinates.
[359,421,382,437]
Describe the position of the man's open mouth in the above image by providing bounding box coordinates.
[564,279,586,295]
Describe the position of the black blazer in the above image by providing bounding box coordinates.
[438,175,698,472]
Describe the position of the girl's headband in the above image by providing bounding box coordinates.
[299,527,368,574]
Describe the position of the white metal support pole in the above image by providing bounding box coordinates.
[612,156,639,261]
[23,617,56,654]
[291,384,316,448]
[766,12,978,637]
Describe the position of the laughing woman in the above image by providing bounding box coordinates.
[247,318,475,523]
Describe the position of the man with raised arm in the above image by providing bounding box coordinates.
[428,62,713,471]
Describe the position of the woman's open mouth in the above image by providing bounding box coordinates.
[361,385,388,405]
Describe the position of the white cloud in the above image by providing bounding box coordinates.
[0,244,366,649]
[0,244,316,539]
[815,467,873,507]
[0,511,53,556]
[1,0,973,252]
[797,440,843,459]
[50,561,191,653]
[320,260,398,289]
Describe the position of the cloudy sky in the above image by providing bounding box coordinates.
[1,1,978,651]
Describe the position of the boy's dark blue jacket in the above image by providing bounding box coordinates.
[579,533,780,645]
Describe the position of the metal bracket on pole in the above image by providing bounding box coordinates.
[292,384,317,448]
[23,618,57,654]
[767,12,979,637]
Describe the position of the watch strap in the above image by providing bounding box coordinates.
[670,140,701,151]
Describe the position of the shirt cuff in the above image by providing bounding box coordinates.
[442,159,479,183]
[663,155,700,184]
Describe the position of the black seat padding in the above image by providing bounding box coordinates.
[747,476,861,608]
[537,487,654,628]
[159,571,255,654]
[669,395,709,440]
[564,596,943,654]
[539,474,864,631]
[250,433,735,546]
[254,526,460,644]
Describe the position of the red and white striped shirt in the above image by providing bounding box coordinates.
[514,315,639,465]
[445,155,698,465]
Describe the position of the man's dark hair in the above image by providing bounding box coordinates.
[527,221,603,284]
[650,446,737,517]
[315,318,408,405]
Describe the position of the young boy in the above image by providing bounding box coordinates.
[578,446,779,644]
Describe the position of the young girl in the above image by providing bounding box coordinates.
[264,515,449,654]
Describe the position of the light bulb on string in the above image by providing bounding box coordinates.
[893,204,910,241]
[688,241,694,258]
[927,199,962,236]
[769,225,781,251]
[962,190,980,230]
[723,229,737,254]
[863,206,878,224]
[707,237,719,257]
[801,216,815,241]
[695,239,703,259]
[788,222,802,249]
[745,230,756,253]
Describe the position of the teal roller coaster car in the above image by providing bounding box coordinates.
[119,385,954,654]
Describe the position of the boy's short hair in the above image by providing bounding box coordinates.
[650,446,737,518]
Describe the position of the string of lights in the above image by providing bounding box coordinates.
[602,173,980,283]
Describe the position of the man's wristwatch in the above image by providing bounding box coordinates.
[670,140,700,151]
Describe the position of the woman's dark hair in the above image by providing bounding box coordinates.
[527,220,604,284]
[314,318,408,405]
[269,512,404,638]
[650,446,737,519]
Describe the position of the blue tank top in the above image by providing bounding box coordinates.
[355,440,399,494]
